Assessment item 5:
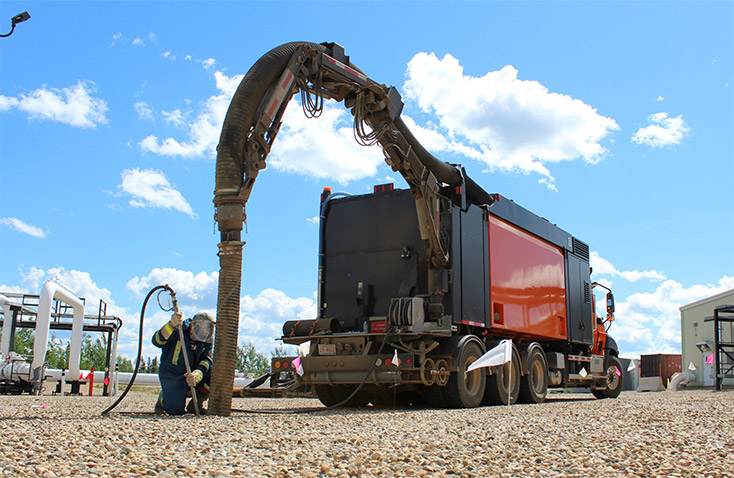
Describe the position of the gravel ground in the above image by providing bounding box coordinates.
[0,389,732,477]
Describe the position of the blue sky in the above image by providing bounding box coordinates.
[1,1,732,362]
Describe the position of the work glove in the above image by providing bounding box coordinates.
[169,312,184,329]
[185,369,203,387]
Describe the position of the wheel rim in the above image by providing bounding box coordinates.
[464,357,482,396]
[606,365,620,390]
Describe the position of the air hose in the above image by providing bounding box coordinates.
[101,285,176,416]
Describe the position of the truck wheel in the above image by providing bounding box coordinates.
[314,384,369,407]
[594,355,623,399]
[483,343,520,406]
[444,338,486,408]
[518,346,548,404]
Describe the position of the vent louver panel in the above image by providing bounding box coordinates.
[573,238,590,261]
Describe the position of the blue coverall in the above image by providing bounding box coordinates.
[152,320,212,415]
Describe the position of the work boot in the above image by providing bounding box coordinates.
[186,395,208,414]
[154,393,165,415]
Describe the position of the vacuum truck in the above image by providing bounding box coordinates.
[211,42,622,412]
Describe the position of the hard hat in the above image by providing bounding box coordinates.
[189,312,215,344]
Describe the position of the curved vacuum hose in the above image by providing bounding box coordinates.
[101,285,173,416]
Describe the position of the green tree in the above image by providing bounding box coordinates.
[12,328,34,357]
[272,345,298,357]
[45,332,68,369]
[150,356,159,373]
[236,342,269,376]
[116,356,134,373]
[79,333,108,371]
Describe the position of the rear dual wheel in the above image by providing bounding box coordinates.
[517,346,548,404]
[483,343,520,406]
[444,338,486,408]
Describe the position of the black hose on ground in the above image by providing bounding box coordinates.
[230,328,393,415]
[101,285,174,416]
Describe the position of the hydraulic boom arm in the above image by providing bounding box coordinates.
[209,42,492,415]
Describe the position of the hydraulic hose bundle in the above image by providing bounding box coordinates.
[211,42,496,415]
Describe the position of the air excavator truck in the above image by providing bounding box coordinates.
[211,42,622,412]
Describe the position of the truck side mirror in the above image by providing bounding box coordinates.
[606,292,615,315]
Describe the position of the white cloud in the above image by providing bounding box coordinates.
[134,101,153,121]
[119,168,197,218]
[614,276,734,358]
[201,58,216,70]
[403,53,619,188]
[132,38,145,47]
[269,100,385,184]
[0,217,45,238]
[162,51,176,61]
[0,81,108,128]
[110,32,122,48]
[306,216,319,224]
[655,96,665,102]
[590,251,666,282]
[239,288,316,352]
[127,268,218,302]
[161,108,187,128]
[631,112,689,148]
[139,71,242,158]
[127,267,314,354]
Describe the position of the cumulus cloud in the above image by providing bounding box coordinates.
[127,268,218,302]
[0,81,108,128]
[239,288,316,352]
[127,267,315,354]
[134,101,153,121]
[10,266,142,357]
[613,276,734,358]
[590,251,666,282]
[119,168,197,218]
[403,53,619,188]
[268,100,385,184]
[0,217,45,238]
[139,71,241,158]
[632,112,689,148]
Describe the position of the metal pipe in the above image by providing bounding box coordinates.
[32,281,85,381]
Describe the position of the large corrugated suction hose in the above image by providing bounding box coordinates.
[210,42,327,416]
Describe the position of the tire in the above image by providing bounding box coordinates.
[518,346,548,404]
[483,343,521,406]
[594,355,623,399]
[314,384,369,408]
[444,337,486,408]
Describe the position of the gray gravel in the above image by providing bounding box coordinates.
[0,389,732,477]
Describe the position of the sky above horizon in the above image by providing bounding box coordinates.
[1,1,732,364]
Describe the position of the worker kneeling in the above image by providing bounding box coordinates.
[152,311,215,415]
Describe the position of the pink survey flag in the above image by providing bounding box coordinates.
[292,356,304,376]
[706,354,714,365]
[467,339,512,372]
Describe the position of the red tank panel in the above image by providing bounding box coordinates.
[489,216,568,340]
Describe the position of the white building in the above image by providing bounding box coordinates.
[679,289,734,387]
